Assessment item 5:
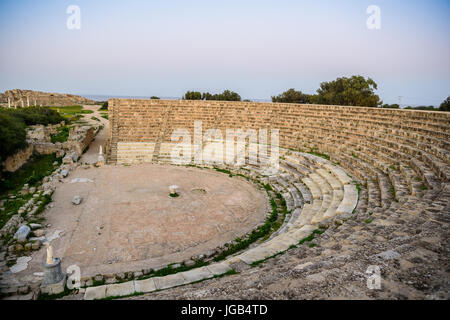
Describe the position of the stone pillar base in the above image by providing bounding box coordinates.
[40,274,67,295]
[41,257,66,295]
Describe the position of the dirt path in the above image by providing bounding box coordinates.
[79,105,109,164]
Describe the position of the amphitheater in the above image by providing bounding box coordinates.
[4,99,449,300]
[77,99,448,300]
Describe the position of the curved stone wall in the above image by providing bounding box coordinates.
[107,99,449,185]
[77,99,450,299]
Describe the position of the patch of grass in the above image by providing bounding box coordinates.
[213,185,283,262]
[49,105,93,123]
[276,193,288,217]
[0,154,61,196]
[365,218,373,224]
[235,173,249,180]
[251,251,286,267]
[390,186,398,202]
[169,192,179,198]
[100,113,109,120]
[34,193,52,216]
[92,278,106,287]
[213,167,233,177]
[420,184,428,191]
[299,233,315,244]
[101,292,145,300]
[50,126,70,143]
[263,183,273,192]
[309,243,317,248]
[221,269,238,276]
[50,105,93,115]
[91,116,100,122]
[137,260,209,281]
[354,181,361,196]
[298,228,326,245]
[306,148,330,160]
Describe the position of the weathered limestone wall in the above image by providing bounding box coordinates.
[2,145,34,172]
[2,125,95,173]
[0,89,95,107]
[107,99,450,171]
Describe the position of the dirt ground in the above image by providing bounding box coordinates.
[18,163,268,279]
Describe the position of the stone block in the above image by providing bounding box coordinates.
[84,285,107,300]
[105,281,135,298]
[206,263,232,276]
[153,273,187,290]
[180,267,214,283]
[134,278,157,293]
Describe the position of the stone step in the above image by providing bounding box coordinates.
[294,182,312,204]
[316,168,343,191]
[84,262,232,300]
[335,183,359,218]
[301,177,322,200]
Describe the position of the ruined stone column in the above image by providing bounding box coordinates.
[97,145,105,166]
[41,243,66,295]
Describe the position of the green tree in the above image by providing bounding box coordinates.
[440,96,450,112]
[183,91,202,100]
[202,92,213,100]
[216,90,241,101]
[99,101,108,110]
[272,89,312,103]
[381,103,400,109]
[185,90,241,101]
[150,96,160,100]
[314,76,382,107]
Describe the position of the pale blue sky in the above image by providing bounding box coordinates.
[0,0,449,105]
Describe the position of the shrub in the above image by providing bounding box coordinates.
[0,154,60,195]
[99,101,108,110]
[0,107,64,162]
[183,90,242,101]
[0,111,27,163]
[381,104,400,109]
[51,126,70,143]
[10,107,64,126]
[439,96,449,112]
[404,105,437,111]
[272,89,312,103]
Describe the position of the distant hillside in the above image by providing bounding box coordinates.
[0,89,95,107]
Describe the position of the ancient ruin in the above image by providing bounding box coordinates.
[1,99,449,300]
[0,89,95,107]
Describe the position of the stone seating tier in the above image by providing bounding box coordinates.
[83,99,450,300]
